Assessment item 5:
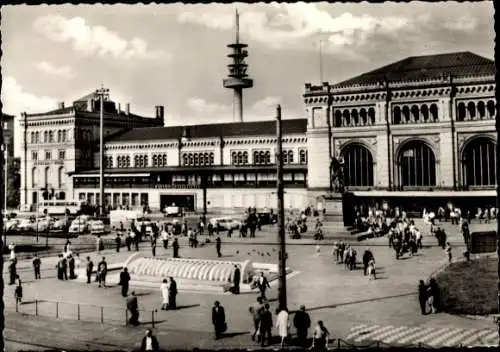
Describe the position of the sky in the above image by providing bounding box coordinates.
[1,2,494,155]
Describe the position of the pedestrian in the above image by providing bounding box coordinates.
[126,231,132,251]
[161,227,169,249]
[9,243,16,261]
[259,303,273,347]
[86,256,94,284]
[168,277,177,309]
[418,280,427,315]
[212,301,226,340]
[15,276,23,304]
[312,320,330,351]
[172,237,180,258]
[232,265,240,294]
[160,279,169,310]
[127,291,140,326]
[98,256,108,288]
[151,236,157,257]
[61,255,68,280]
[97,235,104,253]
[257,272,271,300]
[140,329,159,352]
[275,307,290,348]
[362,249,374,276]
[367,259,376,280]
[120,267,131,297]
[428,278,441,314]
[216,236,222,258]
[32,254,41,280]
[445,242,452,262]
[68,254,76,279]
[115,233,122,252]
[293,305,311,347]
[249,297,264,342]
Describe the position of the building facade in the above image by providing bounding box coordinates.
[19,51,497,212]
[305,51,496,202]
[19,92,164,209]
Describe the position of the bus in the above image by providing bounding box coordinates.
[37,200,85,216]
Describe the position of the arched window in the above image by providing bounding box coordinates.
[209,152,214,165]
[299,150,307,164]
[117,157,122,168]
[243,151,248,164]
[477,101,486,119]
[351,109,359,126]
[411,105,420,123]
[31,167,37,188]
[429,104,438,122]
[36,132,40,143]
[360,109,367,125]
[44,167,50,186]
[183,154,188,166]
[253,151,259,164]
[58,167,64,188]
[57,130,61,142]
[62,130,67,142]
[125,156,130,167]
[153,155,158,167]
[232,152,238,165]
[421,105,429,123]
[188,153,194,166]
[193,153,199,166]
[49,131,53,143]
[398,141,436,187]
[204,152,210,165]
[368,107,376,125]
[467,102,476,120]
[341,144,374,187]
[135,155,140,167]
[265,151,271,164]
[162,155,167,167]
[334,110,342,127]
[237,152,243,165]
[288,150,294,164]
[487,100,496,119]
[283,150,289,164]
[402,106,410,123]
[393,106,401,125]
[462,137,496,187]
[44,131,48,143]
[342,110,350,127]
[457,102,466,122]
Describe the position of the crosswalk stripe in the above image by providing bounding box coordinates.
[398,327,436,344]
[371,326,408,341]
[481,331,498,343]
[354,326,395,342]
[459,330,491,346]
[443,329,479,347]
[416,328,454,344]
[346,325,379,340]
[426,328,464,346]
[383,326,421,344]
[349,324,368,333]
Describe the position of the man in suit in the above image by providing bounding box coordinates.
[212,301,226,340]
[259,303,273,347]
[32,254,41,280]
[257,272,271,300]
[293,305,311,347]
[216,236,222,258]
[98,257,108,288]
[232,265,241,294]
[120,268,131,297]
[168,277,177,309]
[127,291,140,326]
[362,249,374,276]
[86,256,93,284]
[140,329,159,352]
[249,297,264,342]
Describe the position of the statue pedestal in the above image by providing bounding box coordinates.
[322,193,344,223]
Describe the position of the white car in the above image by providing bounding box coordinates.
[210,217,241,231]
[88,220,106,235]
[51,218,69,231]
[3,218,20,232]
[35,217,52,232]
[164,206,181,217]
[17,219,35,232]
[69,219,88,234]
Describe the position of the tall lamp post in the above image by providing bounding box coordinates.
[96,86,109,216]
[496,67,500,340]
[276,104,287,311]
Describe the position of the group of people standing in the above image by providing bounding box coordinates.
[418,278,441,315]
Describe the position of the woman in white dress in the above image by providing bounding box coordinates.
[160,278,170,310]
[275,308,290,348]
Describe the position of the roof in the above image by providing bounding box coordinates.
[74,92,97,102]
[108,118,307,142]
[333,51,495,88]
[70,164,307,175]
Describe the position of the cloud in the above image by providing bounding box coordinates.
[186,97,231,115]
[1,76,58,115]
[35,61,77,79]
[33,14,168,60]
[176,3,481,61]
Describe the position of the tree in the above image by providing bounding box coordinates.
[6,157,20,208]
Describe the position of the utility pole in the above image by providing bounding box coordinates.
[96,86,109,216]
[496,66,500,342]
[276,104,287,311]
[23,112,27,206]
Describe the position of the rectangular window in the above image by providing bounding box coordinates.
[45,151,51,160]
[59,150,65,160]
[32,151,38,160]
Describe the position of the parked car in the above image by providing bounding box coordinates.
[35,217,52,232]
[88,220,106,235]
[164,205,182,217]
[3,218,20,232]
[209,217,241,231]
[17,219,35,232]
[69,218,88,235]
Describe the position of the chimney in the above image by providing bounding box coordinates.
[118,103,121,113]
[58,102,65,109]
[155,105,165,126]
[125,103,130,115]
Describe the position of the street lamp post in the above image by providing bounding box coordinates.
[96,86,110,216]
[496,71,500,341]
[276,104,287,311]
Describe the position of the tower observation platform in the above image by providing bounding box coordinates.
[223,10,253,122]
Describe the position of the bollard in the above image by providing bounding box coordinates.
[152,311,155,328]
[35,300,38,316]
[101,306,104,323]
[56,302,59,318]
[77,304,80,321]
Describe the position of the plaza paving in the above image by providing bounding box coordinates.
[4,219,499,350]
